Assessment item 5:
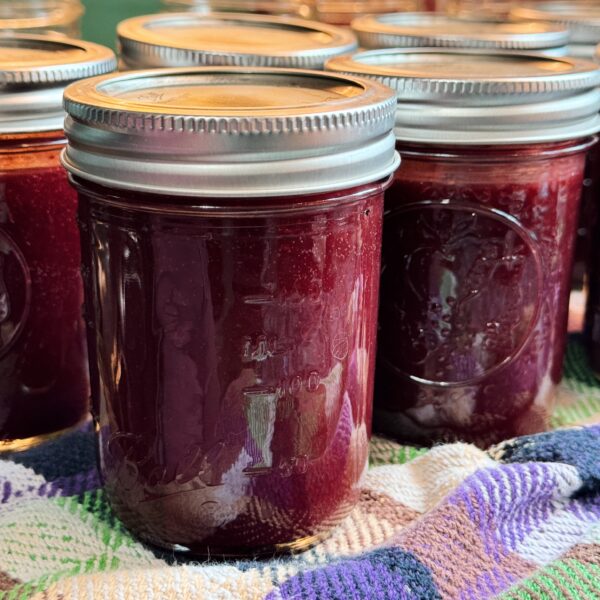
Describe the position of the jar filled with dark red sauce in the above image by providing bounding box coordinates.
[327,49,600,446]
[61,67,398,555]
[0,35,115,451]
[516,3,600,373]
[117,12,357,70]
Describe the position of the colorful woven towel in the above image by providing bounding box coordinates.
[1,338,599,600]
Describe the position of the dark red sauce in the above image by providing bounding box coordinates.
[75,179,384,555]
[375,140,590,447]
[0,133,88,447]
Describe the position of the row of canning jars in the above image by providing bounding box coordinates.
[0,0,593,35]
[155,0,600,381]
[0,0,593,37]
[2,8,600,556]
[0,0,464,34]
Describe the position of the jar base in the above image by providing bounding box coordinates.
[0,415,90,454]
[144,529,333,559]
[373,407,550,449]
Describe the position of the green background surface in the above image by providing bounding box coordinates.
[81,0,162,49]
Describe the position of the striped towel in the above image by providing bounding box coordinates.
[1,338,599,600]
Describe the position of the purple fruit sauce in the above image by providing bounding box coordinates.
[75,179,384,555]
[0,133,88,447]
[375,140,590,446]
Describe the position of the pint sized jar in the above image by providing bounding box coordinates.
[117,13,356,70]
[0,0,85,38]
[0,36,116,451]
[351,12,569,55]
[512,5,600,307]
[62,67,399,555]
[327,49,600,446]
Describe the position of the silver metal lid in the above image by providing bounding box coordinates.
[62,67,399,197]
[117,13,357,69]
[512,2,600,45]
[161,0,313,18]
[0,1,84,34]
[568,43,596,59]
[0,35,116,133]
[352,12,570,50]
[161,0,213,8]
[325,48,600,144]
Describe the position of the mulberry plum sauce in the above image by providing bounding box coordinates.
[0,36,115,450]
[379,141,590,445]
[62,67,398,554]
[0,139,87,444]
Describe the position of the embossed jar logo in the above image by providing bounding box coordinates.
[0,228,31,357]
[379,201,543,386]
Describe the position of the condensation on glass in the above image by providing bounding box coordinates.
[0,36,116,452]
[327,49,600,446]
[0,1,85,38]
[61,67,398,556]
[117,12,357,70]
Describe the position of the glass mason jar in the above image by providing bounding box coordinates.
[514,4,600,350]
[0,0,84,38]
[327,49,600,446]
[61,67,398,555]
[351,12,569,55]
[513,4,600,330]
[117,13,356,70]
[161,0,314,19]
[0,36,115,451]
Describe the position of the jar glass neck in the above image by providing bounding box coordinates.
[395,136,597,163]
[69,173,393,216]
